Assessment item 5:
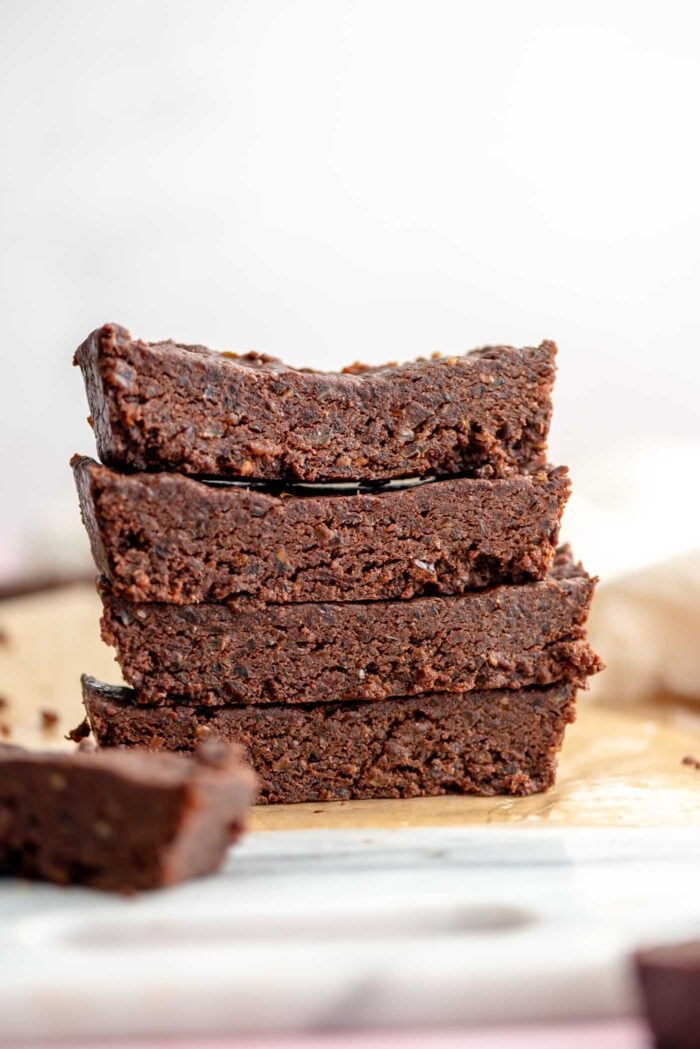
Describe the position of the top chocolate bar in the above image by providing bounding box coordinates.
[74,323,556,482]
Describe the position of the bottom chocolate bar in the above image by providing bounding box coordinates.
[82,676,577,804]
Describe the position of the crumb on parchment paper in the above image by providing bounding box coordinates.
[66,718,91,743]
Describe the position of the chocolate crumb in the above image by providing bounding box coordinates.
[66,718,91,743]
[40,709,60,731]
[0,723,11,739]
[0,696,8,710]
[682,755,700,770]
[0,628,8,647]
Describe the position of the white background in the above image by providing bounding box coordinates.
[1,0,699,578]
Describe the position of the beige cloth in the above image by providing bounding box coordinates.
[588,550,700,706]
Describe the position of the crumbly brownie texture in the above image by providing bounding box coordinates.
[74,324,556,482]
[100,548,601,706]
[0,741,256,892]
[634,942,700,1049]
[72,456,569,604]
[82,676,577,803]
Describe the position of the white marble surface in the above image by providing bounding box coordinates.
[1,825,699,1040]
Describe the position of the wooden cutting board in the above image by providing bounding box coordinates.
[1,583,699,830]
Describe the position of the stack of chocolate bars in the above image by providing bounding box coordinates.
[73,323,601,804]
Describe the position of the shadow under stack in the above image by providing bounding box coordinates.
[73,323,602,804]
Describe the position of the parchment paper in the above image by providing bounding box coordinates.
[1,584,698,830]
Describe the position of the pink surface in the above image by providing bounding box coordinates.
[7,1020,649,1049]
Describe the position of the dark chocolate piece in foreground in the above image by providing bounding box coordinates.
[100,547,601,706]
[82,676,577,804]
[74,323,556,482]
[635,941,700,1049]
[73,455,569,604]
[0,741,256,892]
